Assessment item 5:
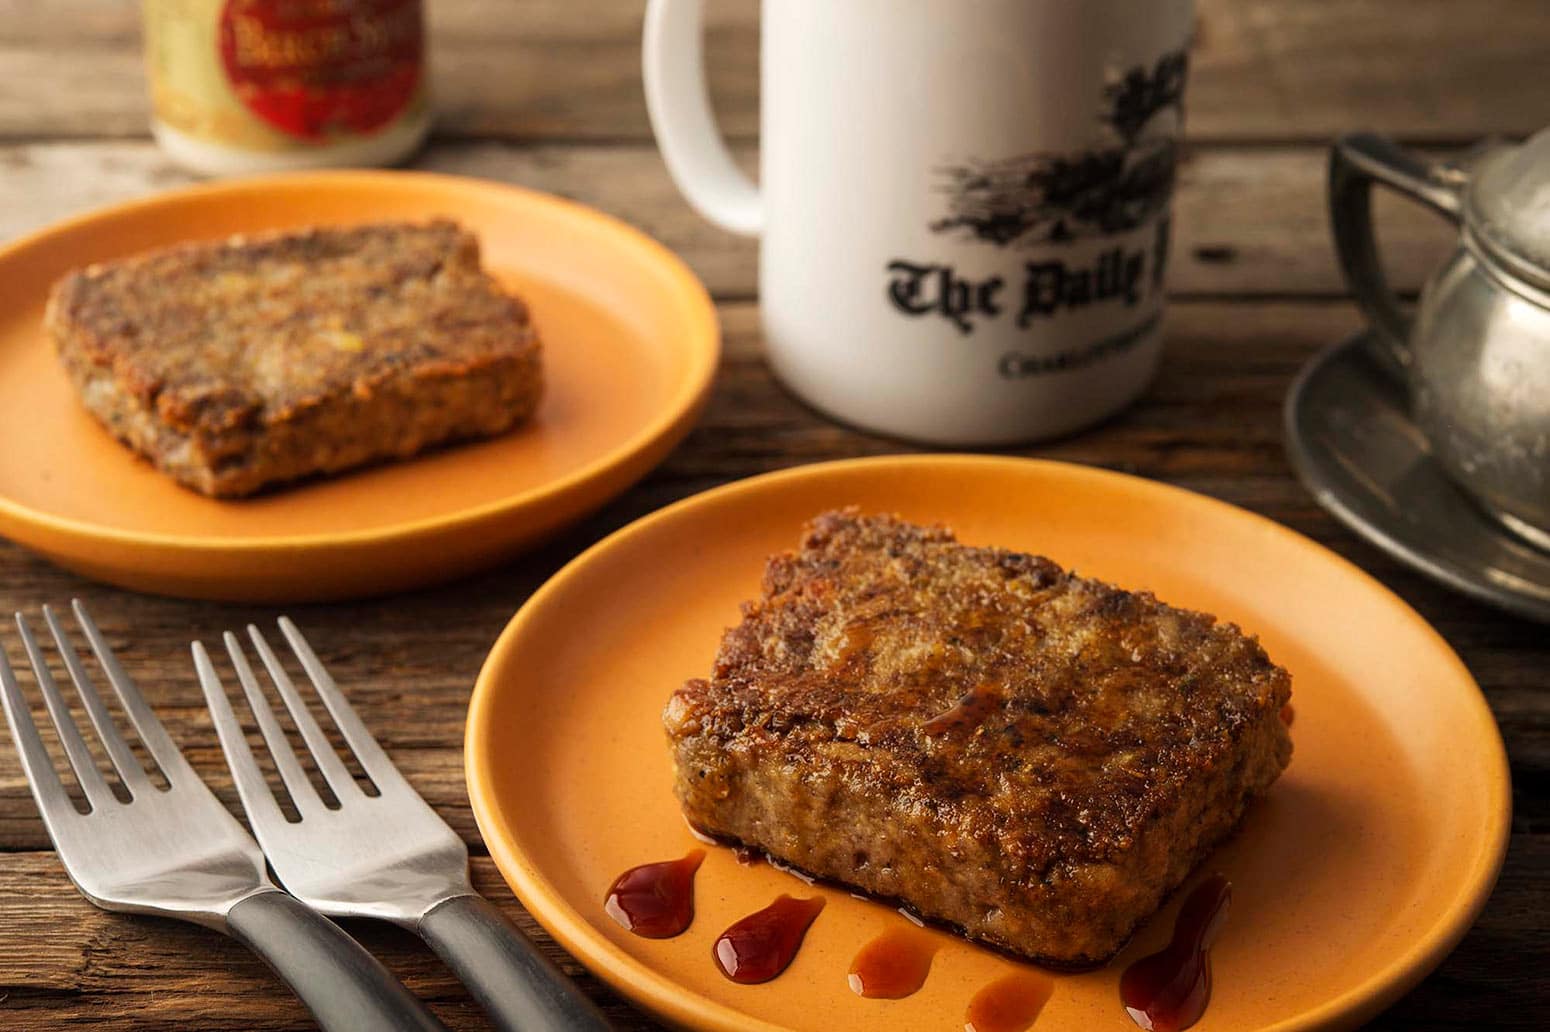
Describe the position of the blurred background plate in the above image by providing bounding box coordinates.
[0,171,718,602]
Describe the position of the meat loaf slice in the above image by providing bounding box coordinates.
[663,509,1292,967]
[46,220,542,497]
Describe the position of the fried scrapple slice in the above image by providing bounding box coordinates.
[46,220,542,497]
[664,510,1292,967]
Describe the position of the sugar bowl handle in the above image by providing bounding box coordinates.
[1329,133,1465,378]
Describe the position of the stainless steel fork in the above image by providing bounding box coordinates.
[194,617,610,1032]
[0,602,447,1032]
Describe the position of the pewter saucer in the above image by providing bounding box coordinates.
[1285,331,1550,623]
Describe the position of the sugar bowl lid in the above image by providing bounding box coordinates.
[1467,126,1550,290]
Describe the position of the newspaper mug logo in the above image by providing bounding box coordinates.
[885,49,1186,365]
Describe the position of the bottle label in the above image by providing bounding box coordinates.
[145,0,425,151]
[219,0,423,140]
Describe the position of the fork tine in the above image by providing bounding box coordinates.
[277,617,404,789]
[192,641,289,830]
[71,600,199,786]
[0,644,77,821]
[246,625,360,800]
[15,614,114,808]
[222,631,327,817]
[42,605,152,795]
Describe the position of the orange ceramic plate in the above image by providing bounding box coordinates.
[467,455,1510,1032]
[0,171,717,601]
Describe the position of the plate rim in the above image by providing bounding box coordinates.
[465,454,1512,1032]
[0,168,720,552]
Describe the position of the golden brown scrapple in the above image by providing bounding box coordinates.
[46,220,542,497]
[664,510,1292,967]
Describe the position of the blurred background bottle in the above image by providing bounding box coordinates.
[143,0,429,176]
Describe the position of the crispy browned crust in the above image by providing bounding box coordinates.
[664,509,1292,967]
[45,220,542,497]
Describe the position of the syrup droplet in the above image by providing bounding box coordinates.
[603,850,704,938]
[923,686,1000,735]
[965,971,1055,1032]
[734,845,762,867]
[713,894,826,984]
[847,926,939,999]
[1119,874,1232,1032]
[1280,703,1295,727]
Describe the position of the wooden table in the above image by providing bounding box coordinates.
[0,2,1545,1028]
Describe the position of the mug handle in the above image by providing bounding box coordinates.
[643,0,763,236]
[1328,132,1465,377]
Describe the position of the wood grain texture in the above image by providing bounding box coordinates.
[0,140,1461,300]
[2,0,1548,142]
[0,301,1545,1030]
[0,852,645,1030]
[1,0,1547,1027]
[0,839,1543,1031]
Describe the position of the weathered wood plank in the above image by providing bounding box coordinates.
[2,5,1545,1030]
[0,140,1461,299]
[1,300,1544,854]
[1,0,1546,142]
[0,852,646,1030]
[0,835,1543,1030]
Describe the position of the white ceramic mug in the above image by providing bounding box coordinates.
[644,0,1194,445]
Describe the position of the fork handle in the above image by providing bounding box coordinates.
[228,890,448,1032]
[418,893,612,1032]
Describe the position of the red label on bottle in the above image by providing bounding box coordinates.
[219,0,423,142]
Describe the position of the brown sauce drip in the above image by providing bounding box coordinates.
[713,894,826,984]
[922,685,1000,735]
[847,926,939,999]
[965,971,1055,1032]
[603,850,704,939]
[734,845,762,866]
[1280,703,1295,727]
[1120,874,1231,1032]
